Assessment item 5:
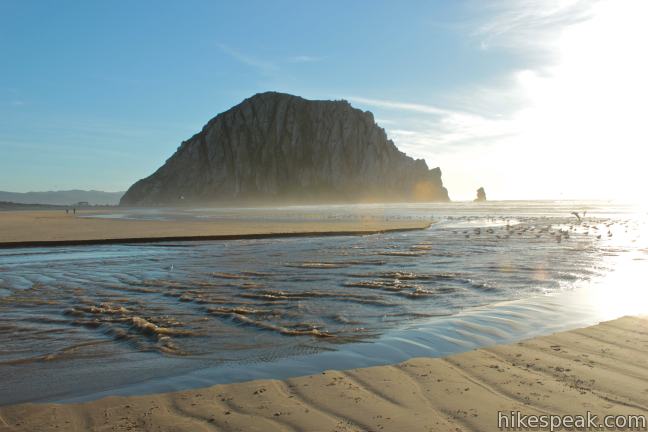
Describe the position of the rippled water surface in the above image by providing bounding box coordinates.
[1,201,647,404]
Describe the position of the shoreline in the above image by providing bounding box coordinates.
[1,316,646,431]
[0,210,431,248]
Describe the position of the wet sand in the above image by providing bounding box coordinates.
[0,211,431,247]
[1,316,646,431]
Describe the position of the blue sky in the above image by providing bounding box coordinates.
[1,1,646,200]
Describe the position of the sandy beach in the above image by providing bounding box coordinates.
[1,316,645,431]
[0,210,430,247]
[4,2,646,431]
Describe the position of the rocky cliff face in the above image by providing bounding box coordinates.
[475,187,487,202]
[120,92,449,206]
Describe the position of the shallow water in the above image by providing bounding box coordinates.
[1,201,647,405]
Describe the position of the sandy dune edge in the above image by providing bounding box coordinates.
[1,316,647,431]
[0,211,430,247]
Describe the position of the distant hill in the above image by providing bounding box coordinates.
[121,92,449,206]
[0,201,64,210]
[0,190,124,206]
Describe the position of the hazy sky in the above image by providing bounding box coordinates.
[1,0,646,200]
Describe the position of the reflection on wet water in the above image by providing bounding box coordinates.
[0,201,646,404]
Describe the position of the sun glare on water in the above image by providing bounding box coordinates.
[586,212,648,320]
[591,255,648,321]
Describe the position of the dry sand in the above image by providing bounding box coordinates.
[1,316,647,431]
[0,211,430,247]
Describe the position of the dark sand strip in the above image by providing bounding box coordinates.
[0,226,429,249]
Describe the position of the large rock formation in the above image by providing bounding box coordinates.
[474,187,487,202]
[120,92,449,206]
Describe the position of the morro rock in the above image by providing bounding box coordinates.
[120,92,450,206]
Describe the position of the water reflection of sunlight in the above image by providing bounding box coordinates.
[587,214,648,320]
[589,256,648,321]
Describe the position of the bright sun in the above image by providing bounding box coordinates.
[511,0,648,202]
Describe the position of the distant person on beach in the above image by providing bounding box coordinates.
[73,208,76,214]
[66,209,69,214]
